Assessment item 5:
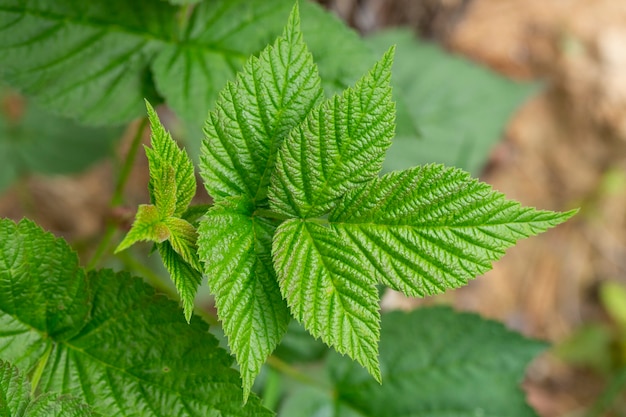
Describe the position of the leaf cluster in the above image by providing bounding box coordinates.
[116,5,575,400]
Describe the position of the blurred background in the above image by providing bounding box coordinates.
[2,0,626,415]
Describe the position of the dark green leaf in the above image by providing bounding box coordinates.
[0,0,172,124]
[280,307,545,417]
[0,360,98,417]
[0,218,270,416]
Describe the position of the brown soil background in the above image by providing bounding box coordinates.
[2,1,626,415]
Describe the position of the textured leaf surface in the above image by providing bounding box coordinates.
[280,307,545,417]
[198,196,290,400]
[145,101,196,217]
[115,204,170,252]
[0,0,171,124]
[155,0,374,127]
[0,360,97,417]
[0,0,373,126]
[157,241,202,323]
[0,218,270,416]
[328,164,577,296]
[272,219,381,382]
[0,89,119,193]
[269,48,395,218]
[368,29,533,176]
[200,5,323,204]
[118,102,200,321]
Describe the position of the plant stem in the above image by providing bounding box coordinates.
[117,250,171,295]
[266,355,329,390]
[87,118,148,270]
[585,366,626,417]
[117,250,220,327]
[253,208,291,221]
[30,341,53,397]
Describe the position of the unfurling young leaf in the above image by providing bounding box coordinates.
[116,101,201,322]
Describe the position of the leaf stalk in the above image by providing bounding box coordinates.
[87,117,148,270]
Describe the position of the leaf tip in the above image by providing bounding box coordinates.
[183,303,193,324]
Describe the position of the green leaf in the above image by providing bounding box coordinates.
[0,0,172,124]
[145,101,196,217]
[0,360,26,417]
[115,204,170,252]
[367,29,533,176]
[269,48,395,218]
[165,217,201,271]
[118,102,200,321]
[157,240,202,323]
[198,196,290,400]
[0,360,98,417]
[161,0,199,4]
[155,0,374,127]
[272,219,381,383]
[0,218,270,416]
[280,307,545,417]
[0,220,91,341]
[329,164,577,296]
[0,88,120,193]
[0,0,374,126]
[200,4,323,204]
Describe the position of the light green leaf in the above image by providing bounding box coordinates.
[0,360,98,417]
[115,204,169,253]
[145,101,196,217]
[149,160,178,218]
[0,88,120,193]
[165,216,201,271]
[0,218,270,416]
[0,0,172,125]
[367,29,533,176]
[200,4,323,204]
[280,307,545,417]
[272,219,381,383]
[198,196,290,400]
[329,164,577,296]
[269,48,395,218]
[157,240,202,323]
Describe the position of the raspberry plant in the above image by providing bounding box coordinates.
[0,2,576,416]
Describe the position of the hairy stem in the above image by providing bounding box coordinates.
[87,118,148,270]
